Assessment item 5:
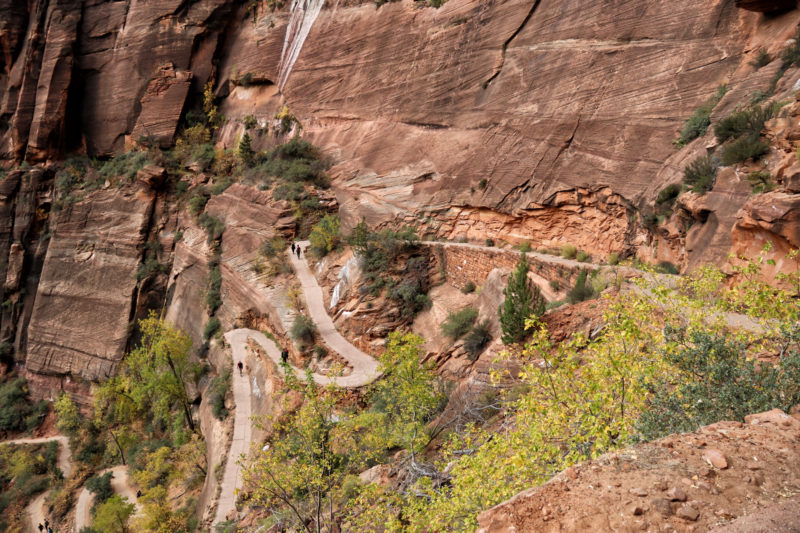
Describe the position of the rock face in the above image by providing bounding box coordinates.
[0,0,235,159]
[25,186,155,381]
[477,408,800,533]
[3,0,800,267]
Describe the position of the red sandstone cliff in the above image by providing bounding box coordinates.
[1,0,800,398]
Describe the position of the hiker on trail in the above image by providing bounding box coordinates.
[136,489,141,498]
[296,246,301,258]
[281,348,289,364]
[291,242,296,253]
[38,524,43,532]
[237,361,243,376]
[44,520,49,530]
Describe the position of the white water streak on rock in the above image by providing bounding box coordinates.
[277,0,326,91]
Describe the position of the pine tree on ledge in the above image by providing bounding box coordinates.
[499,252,545,344]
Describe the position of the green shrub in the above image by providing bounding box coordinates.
[561,245,577,259]
[576,251,591,263]
[188,193,209,216]
[656,261,679,275]
[441,308,479,340]
[464,321,491,359]
[273,181,306,202]
[746,170,775,193]
[203,317,221,341]
[607,252,620,266]
[714,102,779,143]
[205,262,222,313]
[209,176,232,196]
[388,281,431,318]
[637,328,800,440]
[548,280,560,291]
[675,85,727,146]
[291,314,316,344]
[98,150,152,182]
[516,242,532,253]
[209,369,230,420]
[199,213,225,243]
[461,281,476,294]
[243,115,258,130]
[750,48,772,70]
[485,238,494,247]
[189,143,215,170]
[656,183,681,207]
[567,270,595,304]
[720,134,770,166]
[0,377,48,433]
[683,154,716,194]
[86,472,114,506]
[259,236,288,258]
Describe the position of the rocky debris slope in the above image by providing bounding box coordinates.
[477,408,800,532]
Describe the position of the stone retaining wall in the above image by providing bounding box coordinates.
[431,244,588,291]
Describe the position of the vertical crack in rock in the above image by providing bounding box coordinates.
[482,0,543,90]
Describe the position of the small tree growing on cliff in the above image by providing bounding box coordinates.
[499,253,545,345]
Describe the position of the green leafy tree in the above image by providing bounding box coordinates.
[309,214,340,257]
[94,313,198,432]
[363,332,444,456]
[243,370,357,533]
[93,494,135,533]
[54,391,81,435]
[498,253,545,344]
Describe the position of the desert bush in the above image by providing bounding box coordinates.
[441,308,478,340]
[720,134,770,166]
[576,250,591,263]
[714,102,780,143]
[291,314,316,344]
[485,238,494,247]
[746,170,775,193]
[203,317,221,341]
[209,369,230,420]
[188,192,209,216]
[607,252,620,266]
[567,269,595,304]
[388,281,431,318]
[461,281,476,294]
[86,472,114,506]
[199,213,225,243]
[656,261,680,275]
[561,245,577,259]
[98,150,152,182]
[463,321,492,360]
[637,327,800,440]
[750,48,772,70]
[683,154,717,194]
[675,85,727,146]
[656,183,681,207]
[0,377,48,433]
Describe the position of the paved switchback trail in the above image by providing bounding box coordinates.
[213,241,380,526]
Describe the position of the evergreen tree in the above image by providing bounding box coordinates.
[238,132,254,166]
[499,252,545,344]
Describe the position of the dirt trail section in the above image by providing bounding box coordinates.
[0,436,71,533]
[75,465,140,532]
[289,241,380,384]
[477,409,800,532]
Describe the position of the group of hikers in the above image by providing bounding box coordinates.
[37,520,53,533]
[290,242,302,258]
